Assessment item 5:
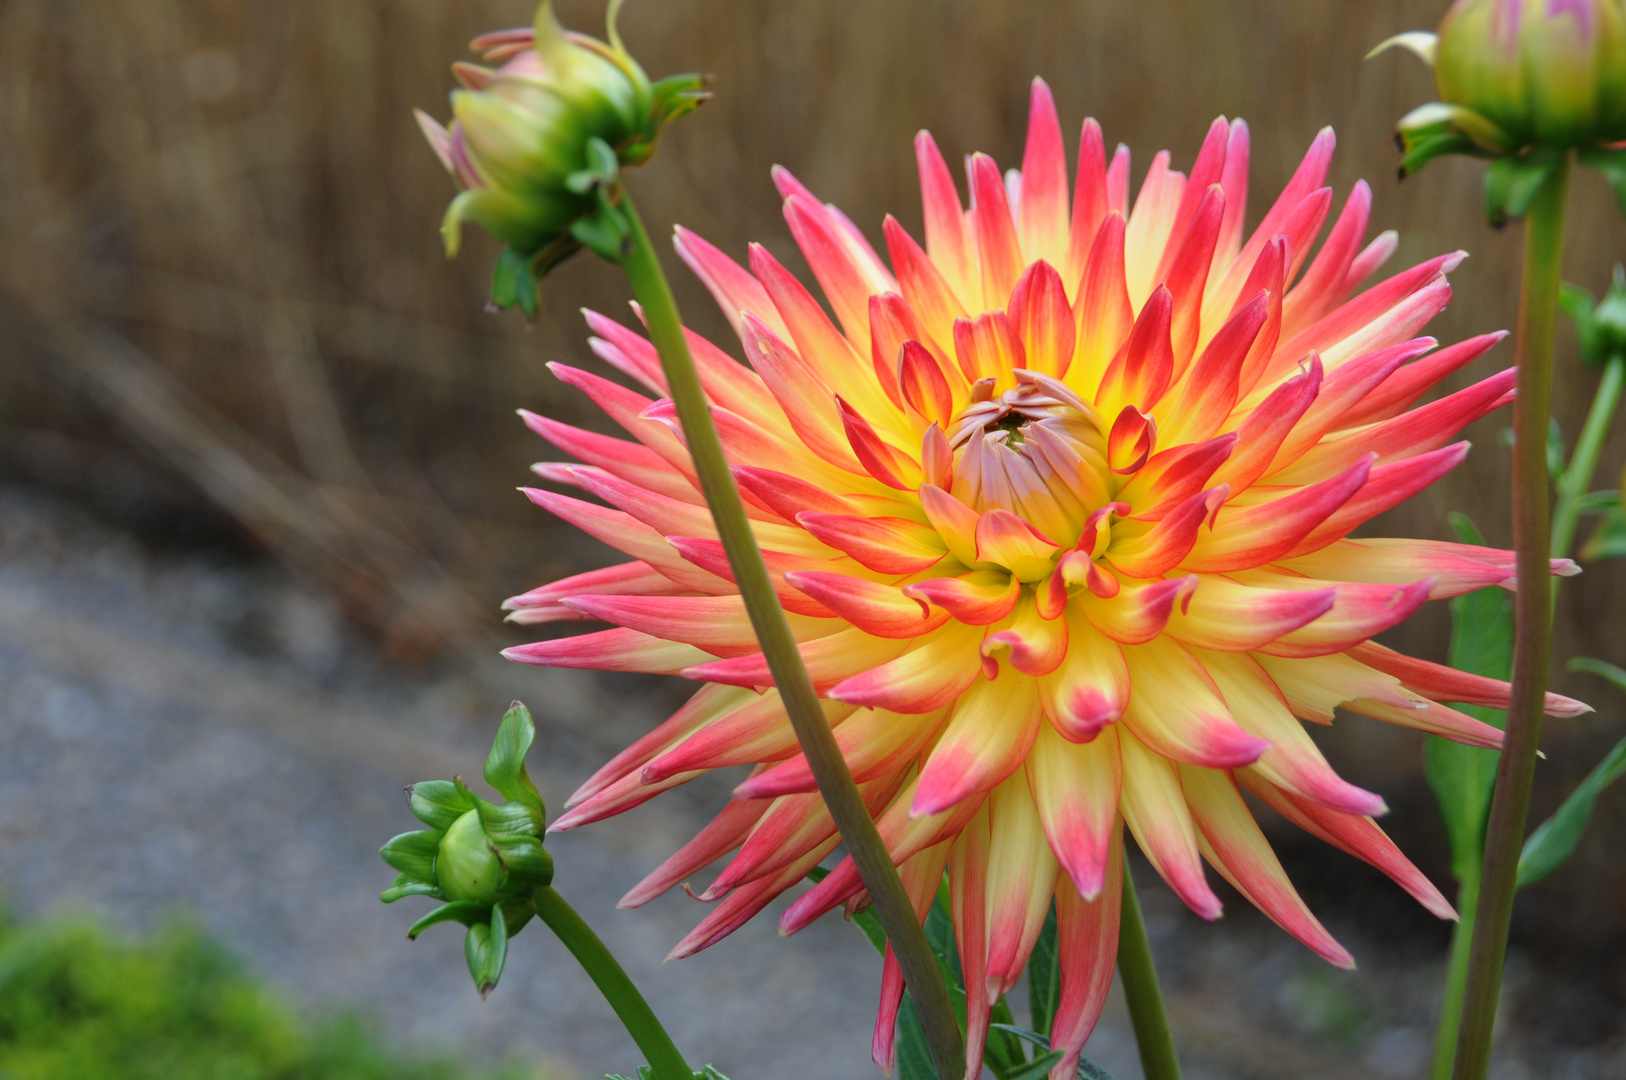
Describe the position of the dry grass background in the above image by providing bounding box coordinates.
[2,0,1624,986]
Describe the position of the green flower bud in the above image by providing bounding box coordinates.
[1435,0,1626,149]
[379,702,552,997]
[415,1,707,314]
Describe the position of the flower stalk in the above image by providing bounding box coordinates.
[616,192,967,1080]
[1450,154,1569,1080]
[1552,353,1626,560]
[1117,856,1181,1080]
[532,885,694,1080]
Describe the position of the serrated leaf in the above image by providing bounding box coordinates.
[1027,902,1060,1037]
[379,829,441,880]
[1425,513,1510,883]
[465,904,509,998]
[1581,502,1626,560]
[1517,737,1626,888]
[408,780,475,830]
[406,900,489,939]
[485,703,543,814]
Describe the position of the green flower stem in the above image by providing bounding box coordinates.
[1450,154,1569,1080]
[1117,855,1181,1080]
[1430,867,1480,1080]
[616,190,967,1080]
[1551,352,1626,561]
[532,885,693,1080]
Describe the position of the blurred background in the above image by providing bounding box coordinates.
[2,0,1624,1077]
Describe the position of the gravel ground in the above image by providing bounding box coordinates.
[1,484,1621,1080]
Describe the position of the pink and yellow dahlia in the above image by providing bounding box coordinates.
[502,81,1586,1078]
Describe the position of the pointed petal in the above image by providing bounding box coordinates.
[1120,637,1270,769]
[782,571,946,638]
[1029,722,1122,897]
[1118,727,1223,919]
[1040,611,1130,743]
[618,797,770,908]
[1182,456,1372,573]
[1348,641,1591,718]
[827,619,988,712]
[797,512,948,575]
[1048,829,1124,1078]
[913,672,1042,815]
[503,627,713,673]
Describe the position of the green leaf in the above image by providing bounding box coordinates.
[1424,513,1511,883]
[1579,146,1626,219]
[1574,489,1622,516]
[895,995,936,1080]
[1569,655,1626,691]
[1560,281,1603,366]
[1581,502,1626,560]
[990,1026,1119,1080]
[1002,1050,1066,1080]
[405,900,488,940]
[851,905,888,957]
[485,702,543,815]
[407,779,475,831]
[1517,737,1626,888]
[378,830,441,881]
[1027,903,1060,1037]
[465,904,509,999]
[1548,416,1566,481]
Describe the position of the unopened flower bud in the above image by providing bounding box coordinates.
[1436,0,1626,148]
[415,1,707,313]
[380,702,552,997]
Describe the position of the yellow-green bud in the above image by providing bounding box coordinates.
[415,1,706,310]
[1436,0,1626,148]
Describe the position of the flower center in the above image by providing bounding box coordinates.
[946,371,1112,546]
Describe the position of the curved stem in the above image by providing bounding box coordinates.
[533,886,693,1080]
[1450,155,1569,1080]
[615,191,967,1080]
[1117,855,1181,1080]
[1551,353,1625,562]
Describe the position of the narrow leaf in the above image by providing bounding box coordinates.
[1517,737,1626,888]
[1027,902,1061,1037]
[1424,513,1509,883]
[1002,1050,1066,1080]
[1581,502,1626,561]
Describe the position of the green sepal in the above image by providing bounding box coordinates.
[1399,129,1480,178]
[408,779,476,831]
[465,904,509,999]
[1517,735,1626,888]
[1484,147,1566,227]
[380,873,443,904]
[1581,501,1626,560]
[563,135,621,195]
[491,247,541,319]
[1578,147,1626,220]
[379,830,441,881]
[570,186,633,262]
[485,702,545,815]
[406,900,490,939]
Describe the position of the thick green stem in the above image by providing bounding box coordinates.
[1117,856,1181,1080]
[1450,156,1568,1080]
[1551,353,1625,562]
[533,886,693,1080]
[1430,869,1480,1080]
[616,192,967,1080]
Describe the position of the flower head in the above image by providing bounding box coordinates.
[416,1,706,306]
[504,83,1587,1078]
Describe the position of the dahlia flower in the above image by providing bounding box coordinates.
[503,81,1586,1078]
